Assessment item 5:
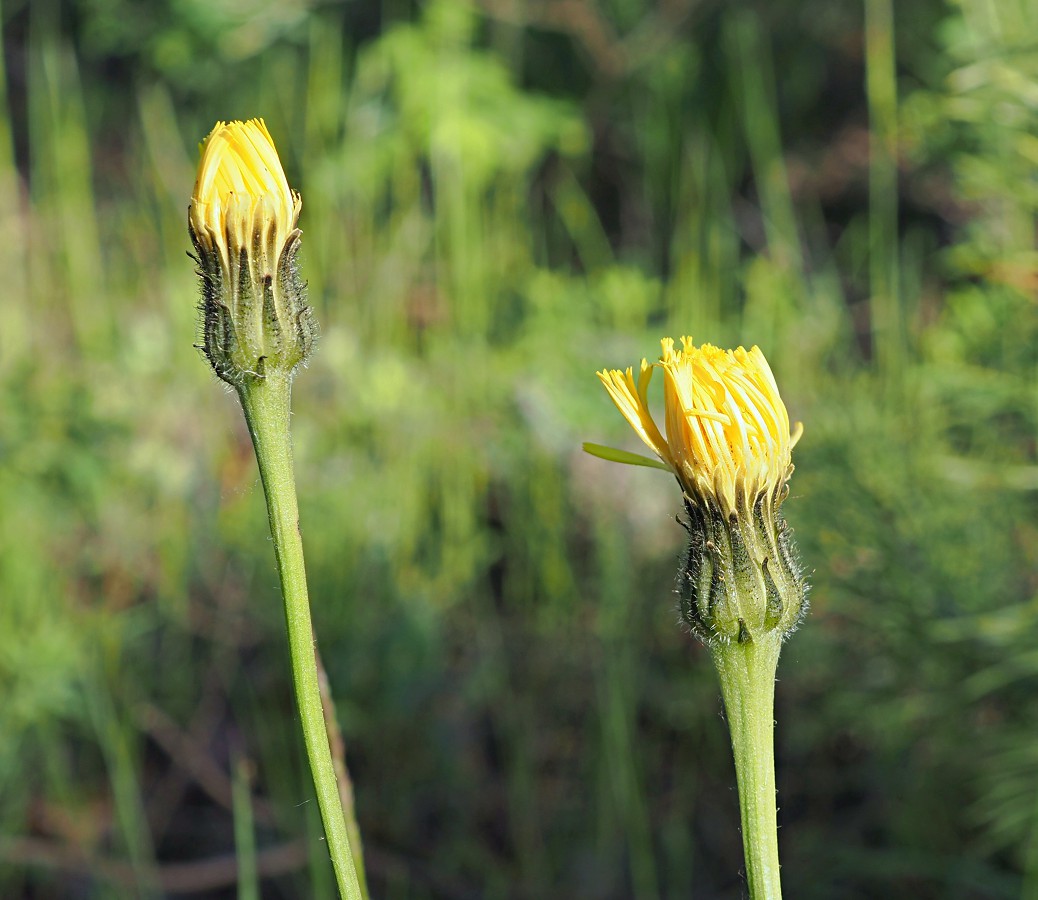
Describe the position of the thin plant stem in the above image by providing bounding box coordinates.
[231,756,259,900]
[711,633,784,900]
[865,0,902,384]
[236,372,363,900]
[316,649,370,899]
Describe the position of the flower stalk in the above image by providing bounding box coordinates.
[712,634,783,900]
[188,119,365,900]
[236,373,364,900]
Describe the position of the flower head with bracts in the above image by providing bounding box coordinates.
[587,337,806,646]
[188,119,313,386]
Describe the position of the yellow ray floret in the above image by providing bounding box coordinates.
[188,118,301,277]
[595,337,801,514]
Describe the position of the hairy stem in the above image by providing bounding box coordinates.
[711,633,784,900]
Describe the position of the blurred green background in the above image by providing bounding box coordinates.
[1,0,1037,896]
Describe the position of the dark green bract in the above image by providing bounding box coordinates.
[191,226,315,387]
[677,489,806,647]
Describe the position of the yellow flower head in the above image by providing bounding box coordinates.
[188,118,301,280]
[188,119,314,386]
[596,337,802,516]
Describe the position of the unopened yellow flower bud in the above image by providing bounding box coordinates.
[188,119,314,385]
[591,337,807,646]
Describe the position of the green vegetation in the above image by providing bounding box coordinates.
[1,0,1036,896]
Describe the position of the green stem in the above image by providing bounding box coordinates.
[711,633,784,900]
[865,0,902,385]
[231,756,259,900]
[236,373,363,900]
[316,649,370,899]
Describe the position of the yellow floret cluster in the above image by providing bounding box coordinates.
[597,338,802,516]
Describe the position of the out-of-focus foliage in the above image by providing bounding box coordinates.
[0,0,1036,897]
